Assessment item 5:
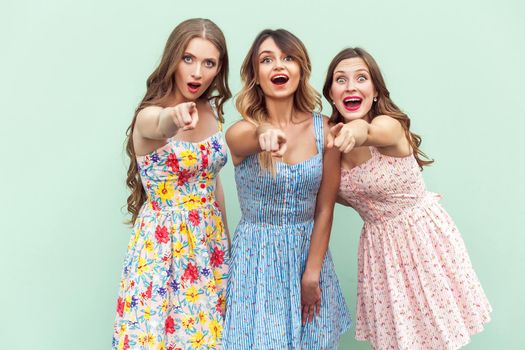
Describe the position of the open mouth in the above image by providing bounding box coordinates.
[187,82,201,93]
[271,74,289,86]
[343,96,362,111]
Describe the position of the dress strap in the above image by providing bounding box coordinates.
[312,112,324,154]
[209,98,223,131]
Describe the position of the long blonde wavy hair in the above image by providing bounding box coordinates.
[236,29,321,172]
[322,47,433,169]
[125,18,231,224]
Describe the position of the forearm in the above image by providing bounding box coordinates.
[348,119,370,147]
[304,207,334,278]
[135,107,179,140]
[154,108,179,139]
[225,121,270,161]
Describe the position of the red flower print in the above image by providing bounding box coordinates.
[146,282,152,299]
[201,154,208,170]
[182,263,199,283]
[151,201,160,211]
[155,225,169,244]
[210,248,225,267]
[123,334,130,350]
[177,170,191,186]
[188,210,200,226]
[165,316,175,334]
[141,281,153,300]
[116,297,124,317]
[216,295,226,316]
[166,153,179,172]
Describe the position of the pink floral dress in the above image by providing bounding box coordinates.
[339,146,491,350]
[112,119,228,350]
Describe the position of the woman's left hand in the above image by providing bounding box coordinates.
[301,272,321,325]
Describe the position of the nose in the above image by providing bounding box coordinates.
[345,79,357,92]
[274,58,285,70]
[191,64,202,79]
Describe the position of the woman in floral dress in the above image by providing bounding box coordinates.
[112,18,231,350]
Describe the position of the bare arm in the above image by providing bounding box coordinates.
[331,115,406,153]
[135,102,200,141]
[301,141,341,323]
[225,120,287,165]
[214,175,231,249]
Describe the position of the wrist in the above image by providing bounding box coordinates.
[302,267,321,283]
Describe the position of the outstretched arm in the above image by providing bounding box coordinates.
[225,120,287,165]
[330,115,406,153]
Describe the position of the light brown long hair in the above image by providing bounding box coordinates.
[322,47,433,169]
[125,18,231,224]
[236,29,321,172]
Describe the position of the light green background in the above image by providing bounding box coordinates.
[1,0,523,349]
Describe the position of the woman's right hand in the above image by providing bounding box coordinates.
[256,124,287,158]
[162,102,200,131]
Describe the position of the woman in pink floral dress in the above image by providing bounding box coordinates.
[112,18,231,350]
[324,47,492,350]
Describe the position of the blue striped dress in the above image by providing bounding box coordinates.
[223,113,351,349]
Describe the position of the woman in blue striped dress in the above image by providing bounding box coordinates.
[223,29,351,349]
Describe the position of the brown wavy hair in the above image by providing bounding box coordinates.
[322,47,433,169]
[125,18,231,224]
[236,29,321,172]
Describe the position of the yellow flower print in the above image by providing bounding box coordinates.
[119,323,127,334]
[143,306,150,320]
[213,269,224,287]
[137,257,149,275]
[124,295,132,313]
[190,331,205,348]
[172,241,185,259]
[208,319,223,339]
[162,299,168,313]
[180,222,196,256]
[212,213,224,239]
[206,280,217,294]
[186,286,200,303]
[180,150,198,167]
[198,310,207,324]
[156,181,174,201]
[182,315,195,329]
[206,226,213,239]
[182,193,202,210]
[144,239,153,252]
[138,332,155,346]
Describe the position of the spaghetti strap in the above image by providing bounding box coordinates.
[312,112,324,155]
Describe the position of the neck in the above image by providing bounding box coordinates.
[265,97,295,127]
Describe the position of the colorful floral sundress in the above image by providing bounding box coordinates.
[113,110,229,350]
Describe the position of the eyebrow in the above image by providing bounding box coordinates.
[258,50,276,57]
[334,68,370,74]
[183,52,218,62]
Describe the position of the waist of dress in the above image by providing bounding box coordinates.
[144,193,219,212]
[362,191,441,224]
[237,216,314,227]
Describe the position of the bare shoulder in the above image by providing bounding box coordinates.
[225,119,256,142]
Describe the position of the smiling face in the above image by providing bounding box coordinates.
[329,57,377,122]
[174,37,221,103]
[256,37,300,100]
